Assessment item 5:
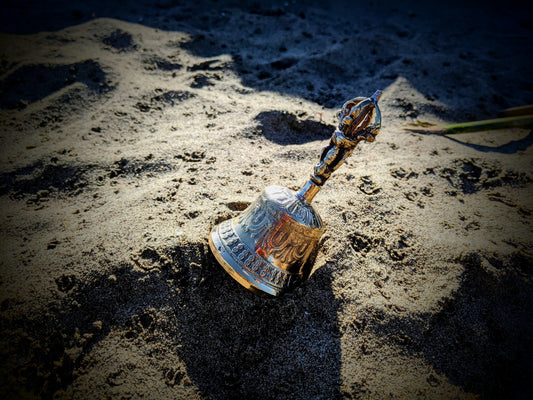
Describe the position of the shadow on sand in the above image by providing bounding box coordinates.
[0,240,342,399]
[1,1,531,115]
[442,130,533,154]
[360,251,533,399]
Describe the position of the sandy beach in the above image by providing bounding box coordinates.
[0,0,532,398]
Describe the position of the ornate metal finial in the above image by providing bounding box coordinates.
[297,90,383,203]
[337,90,382,141]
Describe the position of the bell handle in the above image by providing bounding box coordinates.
[297,90,382,204]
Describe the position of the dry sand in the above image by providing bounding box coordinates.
[0,0,532,399]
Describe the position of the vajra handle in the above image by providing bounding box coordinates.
[297,90,382,204]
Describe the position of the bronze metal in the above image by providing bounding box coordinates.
[209,91,383,296]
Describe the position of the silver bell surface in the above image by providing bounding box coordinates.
[209,91,383,296]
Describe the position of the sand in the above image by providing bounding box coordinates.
[0,0,532,399]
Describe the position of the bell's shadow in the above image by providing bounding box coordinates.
[172,253,342,399]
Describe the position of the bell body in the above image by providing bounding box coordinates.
[209,185,324,296]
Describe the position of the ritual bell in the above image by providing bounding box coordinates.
[209,91,383,296]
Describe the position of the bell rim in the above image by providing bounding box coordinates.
[209,223,282,297]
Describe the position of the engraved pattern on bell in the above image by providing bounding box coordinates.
[209,91,383,296]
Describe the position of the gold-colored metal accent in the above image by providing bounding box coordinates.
[209,91,383,296]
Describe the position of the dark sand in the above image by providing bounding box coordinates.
[0,1,532,399]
